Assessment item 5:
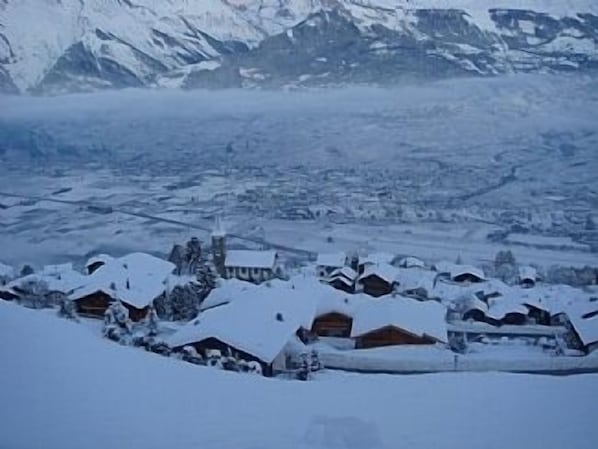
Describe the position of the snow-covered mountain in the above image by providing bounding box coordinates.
[1,0,597,93]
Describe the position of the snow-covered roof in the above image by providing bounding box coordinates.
[395,268,436,295]
[475,279,513,298]
[328,275,354,287]
[4,267,86,296]
[0,262,15,279]
[199,278,260,311]
[432,261,485,281]
[168,286,316,363]
[164,274,200,295]
[85,254,114,268]
[316,252,346,268]
[485,296,529,321]
[464,296,489,314]
[519,266,538,283]
[225,250,277,269]
[451,265,486,282]
[70,253,175,309]
[315,290,369,319]
[351,298,448,343]
[397,256,426,269]
[566,301,598,346]
[358,262,398,284]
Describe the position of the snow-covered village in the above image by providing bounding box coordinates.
[2,215,597,379]
[2,1,598,448]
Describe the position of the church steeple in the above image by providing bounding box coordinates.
[211,214,227,277]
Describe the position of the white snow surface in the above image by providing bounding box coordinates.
[358,262,398,284]
[2,301,597,449]
[351,297,448,342]
[2,263,86,295]
[317,252,347,268]
[225,249,277,268]
[199,278,260,311]
[0,262,15,279]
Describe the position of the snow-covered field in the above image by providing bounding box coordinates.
[1,301,598,449]
[0,75,597,268]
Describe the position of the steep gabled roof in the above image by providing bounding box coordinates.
[358,262,398,285]
[329,266,357,281]
[433,261,486,282]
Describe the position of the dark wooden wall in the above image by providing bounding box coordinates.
[312,312,353,338]
[75,292,148,321]
[360,275,393,297]
[75,292,111,318]
[355,325,436,349]
[185,337,271,376]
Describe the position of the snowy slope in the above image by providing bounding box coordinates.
[2,301,598,449]
[1,0,598,92]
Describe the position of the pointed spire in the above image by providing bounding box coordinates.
[212,214,226,238]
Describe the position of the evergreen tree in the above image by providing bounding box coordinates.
[168,244,187,275]
[57,296,78,321]
[103,301,133,344]
[20,264,34,277]
[185,237,203,275]
[494,250,517,283]
[169,284,201,321]
[297,352,311,381]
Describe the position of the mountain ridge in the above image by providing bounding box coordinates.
[1,0,597,94]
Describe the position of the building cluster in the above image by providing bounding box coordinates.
[1,222,597,377]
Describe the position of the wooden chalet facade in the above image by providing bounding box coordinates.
[359,274,395,298]
[175,337,287,377]
[73,291,149,321]
[311,312,353,338]
[355,325,437,349]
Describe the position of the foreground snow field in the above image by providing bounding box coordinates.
[1,301,597,449]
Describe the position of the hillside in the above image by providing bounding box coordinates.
[1,300,598,449]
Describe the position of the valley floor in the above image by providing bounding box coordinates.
[1,301,597,449]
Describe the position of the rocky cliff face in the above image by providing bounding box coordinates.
[1,1,597,94]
